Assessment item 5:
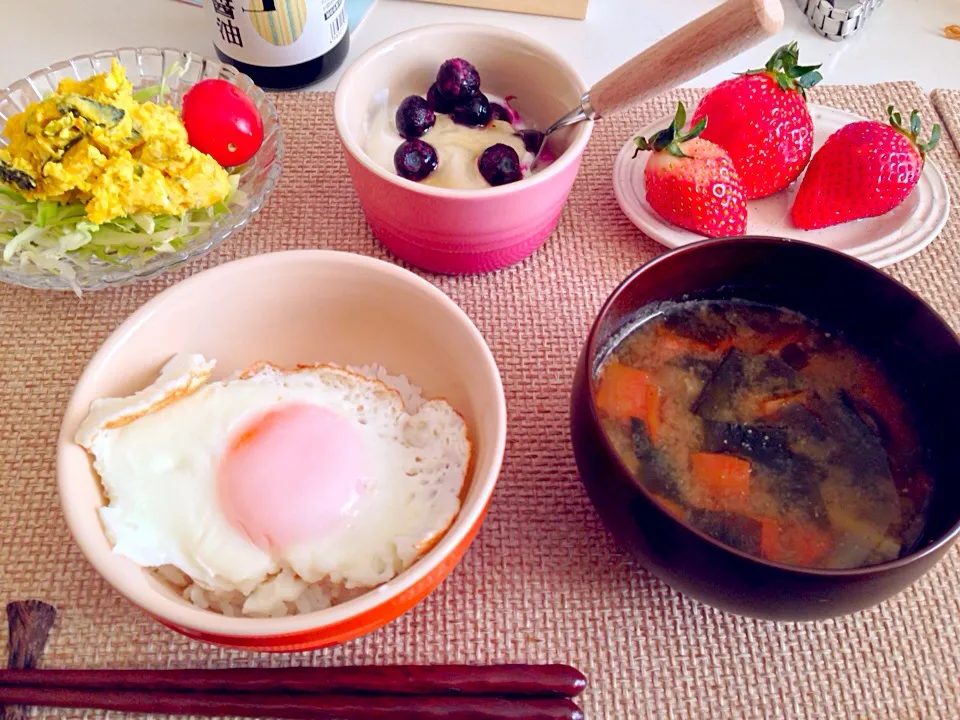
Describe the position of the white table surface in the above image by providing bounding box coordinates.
[2,1,958,93]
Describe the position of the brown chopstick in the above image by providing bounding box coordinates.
[0,664,586,698]
[3,601,56,720]
[0,687,584,720]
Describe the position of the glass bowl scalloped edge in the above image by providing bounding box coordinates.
[0,47,284,292]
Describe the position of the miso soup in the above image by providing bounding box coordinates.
[594,300,933,570]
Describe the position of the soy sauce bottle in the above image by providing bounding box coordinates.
[205,0,350,90]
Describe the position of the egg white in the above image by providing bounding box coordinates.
[76,354,471,610]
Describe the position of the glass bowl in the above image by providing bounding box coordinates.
[0,47,283,292]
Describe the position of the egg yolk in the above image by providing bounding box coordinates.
[217,403,367,551]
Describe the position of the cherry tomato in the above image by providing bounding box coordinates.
[181,79,264,167]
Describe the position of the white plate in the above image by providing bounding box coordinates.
[612,105,951,268]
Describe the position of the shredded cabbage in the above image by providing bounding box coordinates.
[132,55,192,105]
[0,56,250,289]
[0,175,244,282]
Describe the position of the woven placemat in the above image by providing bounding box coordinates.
[1,82,958,719]
[933,89,960,155]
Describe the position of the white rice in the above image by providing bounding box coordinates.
[150,364,426,618]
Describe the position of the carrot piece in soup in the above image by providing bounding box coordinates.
[757,518,832,567]
[758,517,783,561]
[657,331,697,357]
[656,325,729,355]
[596,362,661,439]
[690,453,751,506]
[780,524,833,567]
[596,362,651,419]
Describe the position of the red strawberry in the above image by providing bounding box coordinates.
[633,103,747,239]
[791,106,941,230]
[692,42,822,200]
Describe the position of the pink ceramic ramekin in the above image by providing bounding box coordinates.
[334,24,593,274]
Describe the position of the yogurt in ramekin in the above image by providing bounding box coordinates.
[362,58,550,191]
[364,92,539,190]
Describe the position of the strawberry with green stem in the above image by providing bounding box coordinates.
[633,103,747,239]
[692,42,822,200]
[791,105,941,230]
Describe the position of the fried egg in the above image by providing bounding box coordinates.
[75,354,471,612]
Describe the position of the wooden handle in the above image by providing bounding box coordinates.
[589,0,784,118]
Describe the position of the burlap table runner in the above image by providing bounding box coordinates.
[1,82,957,719]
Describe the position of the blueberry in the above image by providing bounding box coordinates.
[489,103,512,123]
[516,128,545,154]
[452,93,491,127]
[435,58,481,103]
[478,143,522,186]
[395,95,435,139]
[426,83,455,114]
[394,139,439,182]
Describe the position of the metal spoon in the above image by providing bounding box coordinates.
[528,0,785,169]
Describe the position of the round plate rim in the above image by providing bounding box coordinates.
[612,104,951,269]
